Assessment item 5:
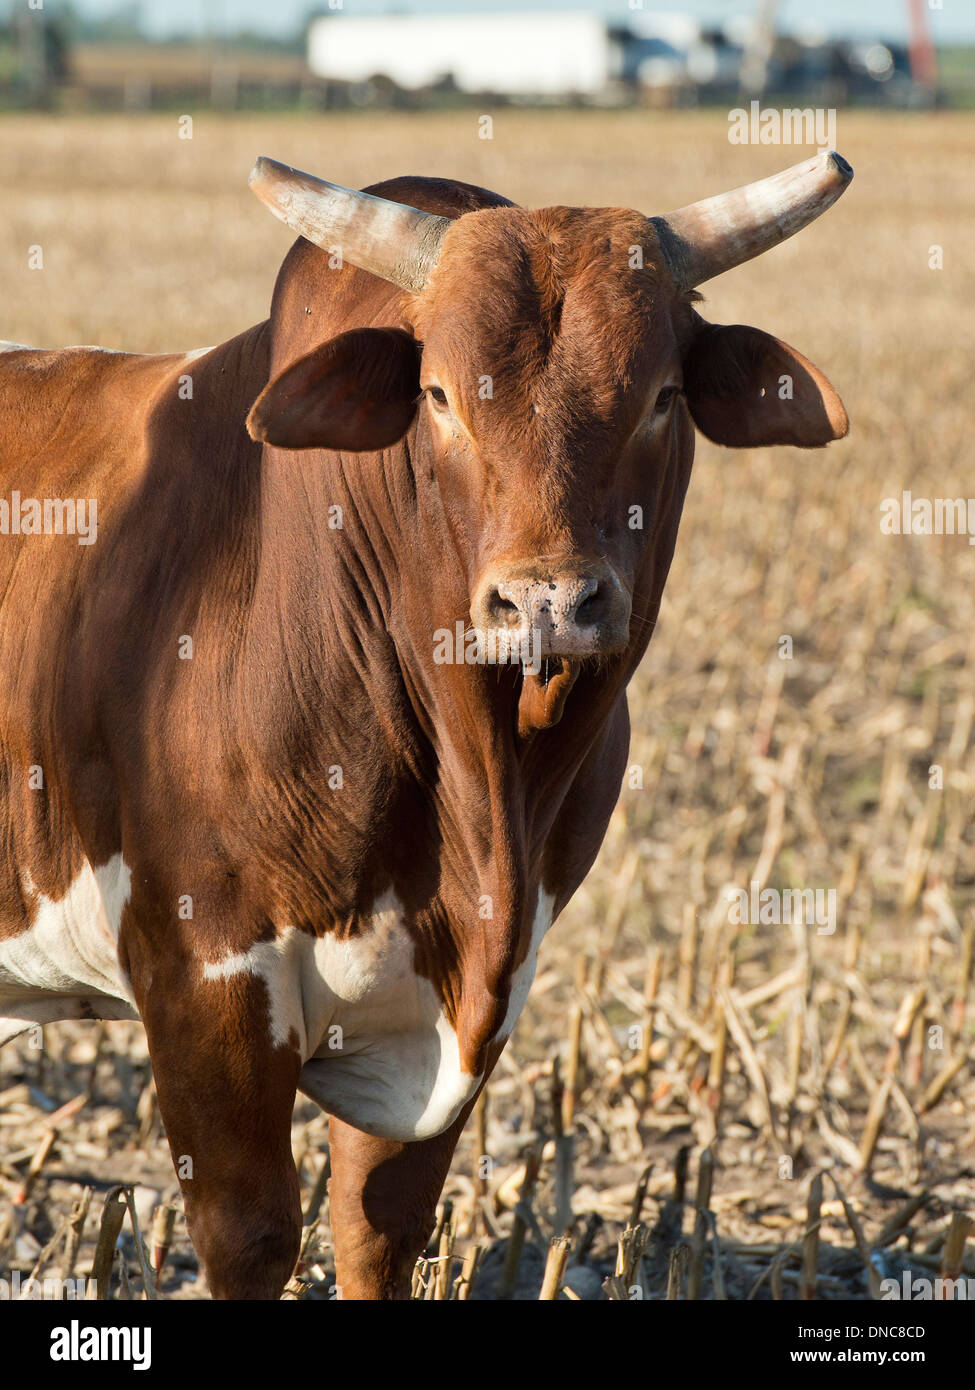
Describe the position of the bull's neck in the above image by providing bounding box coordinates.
[247,434,625,874]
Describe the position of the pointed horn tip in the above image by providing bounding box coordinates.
[824,150,854,184]
[248,156,292,194]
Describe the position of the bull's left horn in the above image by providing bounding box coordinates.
[651,149,853,290]
[249,156,450,294]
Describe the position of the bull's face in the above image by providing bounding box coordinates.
[411,205,672,674]
[247,156,851,732]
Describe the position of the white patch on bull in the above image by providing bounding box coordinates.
[497,888,556,1040]
[0,342,31,352]
[0,997,139,1048]
[202,892,478,1143]
[0,854,139,1042]
[201,886,557,1143]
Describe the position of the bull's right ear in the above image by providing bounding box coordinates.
[247,326,421,451]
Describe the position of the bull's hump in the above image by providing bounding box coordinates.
[360,175,516,222]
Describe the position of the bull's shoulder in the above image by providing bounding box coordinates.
[361,176,516,220]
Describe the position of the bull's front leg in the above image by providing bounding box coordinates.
[328,1113,470,1299]
[134,958,303,1300]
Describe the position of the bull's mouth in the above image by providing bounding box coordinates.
[517,656,579,738]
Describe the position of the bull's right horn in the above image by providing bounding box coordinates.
[249,156,451,295]
[651,149,854,290]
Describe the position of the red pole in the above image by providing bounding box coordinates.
[907,0,938,90]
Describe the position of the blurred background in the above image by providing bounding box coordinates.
[0,0,973,1304]
[0,0,972,112]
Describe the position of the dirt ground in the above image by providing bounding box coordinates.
[0,109,973,1300]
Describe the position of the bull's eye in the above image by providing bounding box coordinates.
[653,385,680,416]
[426,386,449,409]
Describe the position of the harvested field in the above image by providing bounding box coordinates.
[0,110,973,1302]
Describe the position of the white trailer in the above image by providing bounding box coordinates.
[307,12,615,98]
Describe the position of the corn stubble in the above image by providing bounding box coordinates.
[0,110,972,1300]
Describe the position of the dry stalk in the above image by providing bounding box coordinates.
[939,1212,972,1293]
[538,1235,571,1300]
[677,903,698,1013]
[874,1192,930,1248]
[91,1186,128,1301]
[453,1243,482,1301]
[628,1162,653,1228]
[150,1204,176,1278]
[498,1146,541,1299]
[799,1172,823,1300]
[686,1146,714,1301]
[561,958,586,1132]
[551,1055,574,1235]
[633,947,661,1112]
[13,1128,55,1205]
[858,1071,894,1172]
[64,1187,93,1280]
[434,1209,455,1300]
[828,1173,884,1299]
[705,958,732,1138]
[950,913,974,1039]
[303,1151,331,1228]
[719,986,780,1144]
[665,1241,689,1300]
[821,989,853,1081]
[920,1054,967,1112]
[122,1187,157,1300]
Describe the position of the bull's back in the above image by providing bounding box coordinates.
[0,345,180,504]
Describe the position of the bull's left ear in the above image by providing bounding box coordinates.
[247,326,421,451]
[683,322,848,448]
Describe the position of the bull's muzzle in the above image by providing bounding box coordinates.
[470,560,631,661]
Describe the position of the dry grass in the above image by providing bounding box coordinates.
[0,110,973,1300]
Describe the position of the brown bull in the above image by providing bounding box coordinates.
[0,150,851,1298]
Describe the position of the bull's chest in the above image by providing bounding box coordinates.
[201,886,555,1142]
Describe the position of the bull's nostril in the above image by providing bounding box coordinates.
[487,590,521,626]
[575,585,601,625]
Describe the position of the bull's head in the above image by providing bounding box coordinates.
[245,152,851,735]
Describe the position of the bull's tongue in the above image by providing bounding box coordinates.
[517,657,578,738]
